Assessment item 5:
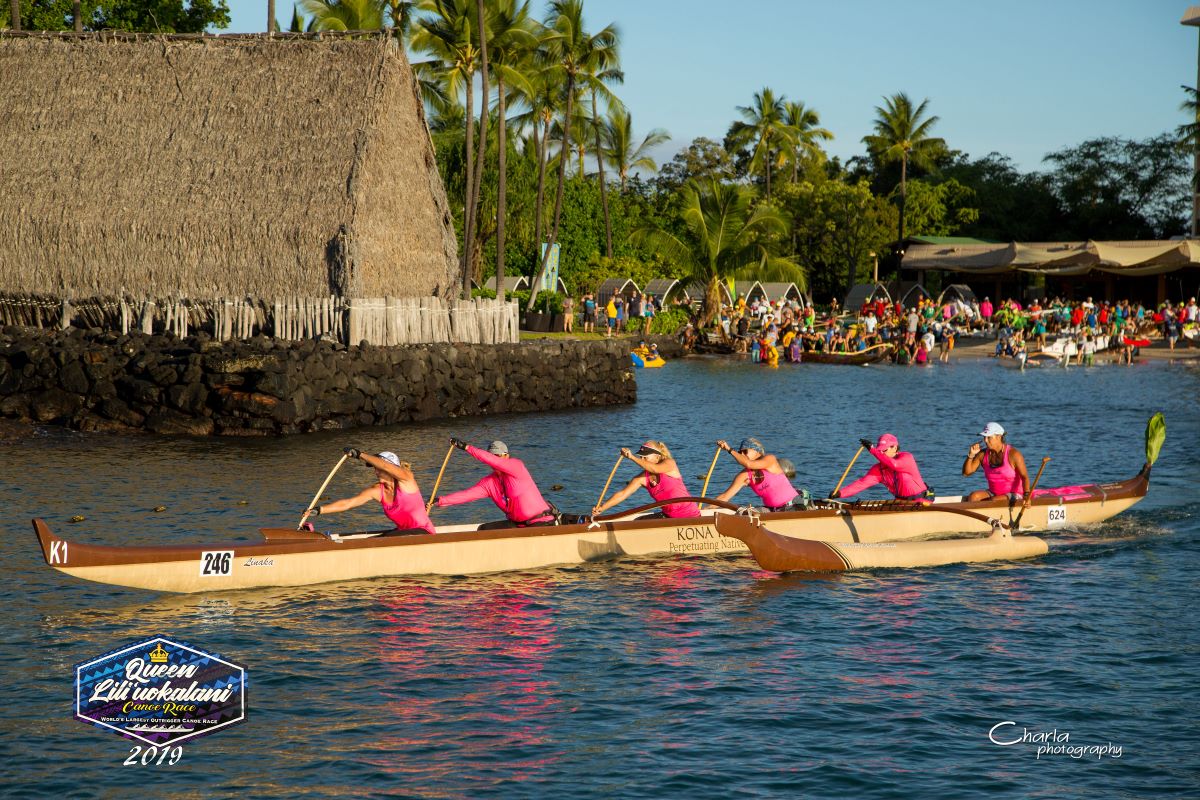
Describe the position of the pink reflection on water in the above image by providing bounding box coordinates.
[363,577,564,785]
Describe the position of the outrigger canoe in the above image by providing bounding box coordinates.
[32,464,1151,594]
[799,345,893,366]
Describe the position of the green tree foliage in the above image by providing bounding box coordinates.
[777,179,896,300]
[726,87,792,197]
[631,178,799,327]
[1042,134,1189,239]
[653,137,735,195]
[7,0,228,31]
[939,153,1064,240]
[602,106,669,191]
[862,92,946,241]
[299,0,381,30]
[900,179,979,237]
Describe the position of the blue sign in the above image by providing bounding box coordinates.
[539,243,561,292]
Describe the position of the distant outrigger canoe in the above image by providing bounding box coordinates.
[799,344,893,366]
[32,464,1151,594]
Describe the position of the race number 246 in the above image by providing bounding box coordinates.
[200,551,233,576]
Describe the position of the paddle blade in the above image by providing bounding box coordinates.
[1145,412,1166,466]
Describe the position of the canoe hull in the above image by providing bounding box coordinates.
[32,468,1148,593]
[800,348,891,365]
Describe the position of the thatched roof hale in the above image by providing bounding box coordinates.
[0,33,458,300]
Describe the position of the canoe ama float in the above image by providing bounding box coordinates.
[32,465,1150,593]
[714,512,1048,572]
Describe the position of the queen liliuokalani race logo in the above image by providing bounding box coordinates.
[75,636,246,746]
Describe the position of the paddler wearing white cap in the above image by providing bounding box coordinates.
[307,448,436,534]
[962,422,1032,506]
[711,437,804,510]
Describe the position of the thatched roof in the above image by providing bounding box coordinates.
[0,32,459,300]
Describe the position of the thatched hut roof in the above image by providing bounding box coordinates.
[0,31,459,300]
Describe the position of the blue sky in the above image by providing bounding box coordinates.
[224,0,1196,172]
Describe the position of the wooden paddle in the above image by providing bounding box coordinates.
[595,453,624,511]
[299,454,349,529]
[699,445,723,505]
[425,443,456,513]
[831,444,866,498]
[1013,456,1051,529]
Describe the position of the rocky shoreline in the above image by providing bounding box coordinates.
[0,327,643,436]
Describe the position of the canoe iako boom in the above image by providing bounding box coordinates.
[31,465,1150,593]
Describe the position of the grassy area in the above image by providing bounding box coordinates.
[519,331,642,342]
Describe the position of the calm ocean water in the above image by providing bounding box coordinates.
[2,353,1198,798]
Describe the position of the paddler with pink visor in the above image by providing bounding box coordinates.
[831,433,932,502]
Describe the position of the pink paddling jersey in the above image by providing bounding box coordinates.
[841,447,929,501]
[644,471,700,518]
[981,445,1023,496]
[381,483,436,534]
[437,445,553,524]
[746,468,799,508]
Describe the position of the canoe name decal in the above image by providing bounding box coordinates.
[669,525,744,553]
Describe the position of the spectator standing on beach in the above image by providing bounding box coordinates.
[605,294,618,337]
[614,293,626,332]
[628,292,642,320]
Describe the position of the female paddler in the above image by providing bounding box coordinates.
[962,422,1032,508]
[592,441,700,518]
[831,433,932,502]
[435,439,556,530]
[711,437,804,511]
[308,449,436,534]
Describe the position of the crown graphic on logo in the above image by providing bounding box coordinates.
[148,643,170,664]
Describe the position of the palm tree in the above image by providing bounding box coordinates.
[486,0,537,301]
[781,100,833,183]
[509,63,560,262]
[602,107,669,191]
[413,0,484,296]
[862,91,944,243]
[727,87,792,197]
[298,0,384,30]
[578,31,622,258]
[383,0,416,35]
[9,0,20,30]
[631,178,800,328]
[527,0,618,311]
[467,0,491,297]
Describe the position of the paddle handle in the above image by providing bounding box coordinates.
[1014,456,1051,528]
[699,445,723,499]
[832,445,866,497]
[595,454,624,510]
[299,454,349,529]
[425,444,456,513]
